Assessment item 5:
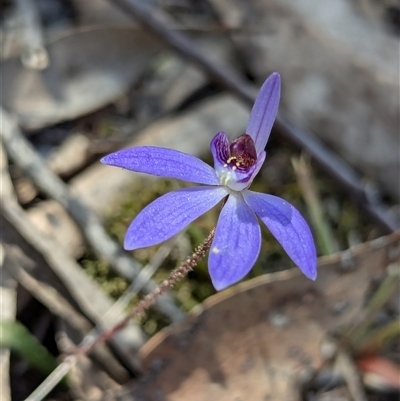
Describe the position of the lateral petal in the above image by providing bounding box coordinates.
[101,146,219,185]
[209,194,261,290]
[210,131,230,171]
[124,186,228,250]
[243,191,317,280]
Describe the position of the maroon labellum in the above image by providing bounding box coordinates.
[229,134,257,168]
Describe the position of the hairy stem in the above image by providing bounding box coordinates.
[73,228,216,356]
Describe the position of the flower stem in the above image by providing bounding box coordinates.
[72,227,216,357]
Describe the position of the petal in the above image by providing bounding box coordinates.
[243,191,317,280]
[101,146,219,185]
[246,72,281,156]
[125,186,228,250]
[210,131,230,171]
[209,193,261,290]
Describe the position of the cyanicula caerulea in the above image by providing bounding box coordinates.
[101,72,317,290]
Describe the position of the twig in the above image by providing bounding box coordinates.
[0,108,184,324]
[109,0,398,233]
[2,245,130,383]
[75,228,215,356]
[336,351,368,401]
[24,228,215,401]
[25,356,76,401]
[5,247,93,332]
[0,141,144,373]
[22,236,177,398]
[100,236,182,327]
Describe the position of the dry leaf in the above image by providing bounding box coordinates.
[116,233,400,401]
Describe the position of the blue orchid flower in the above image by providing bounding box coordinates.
[101,72,317,290]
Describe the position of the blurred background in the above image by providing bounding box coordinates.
[1,0,399,400]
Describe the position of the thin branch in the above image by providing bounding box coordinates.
[0,108,184,323]
[24,356,76,401]
[75,228,215,356]
[100,235,182,327]
[0,141,144,373]
[109,0,398,233]
[336,351,368,401]
[2,245,130,383]
[24,228,215,401]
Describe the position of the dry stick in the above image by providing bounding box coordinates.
[0,108,184,324]
[0,143,144,374]
[75,227,215,356]
[24,228,215,401]
[69,237,181,359]
[336,351,368,401]
[97,236,183,329]
[110,0,397,233]
[2,246,130,383]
